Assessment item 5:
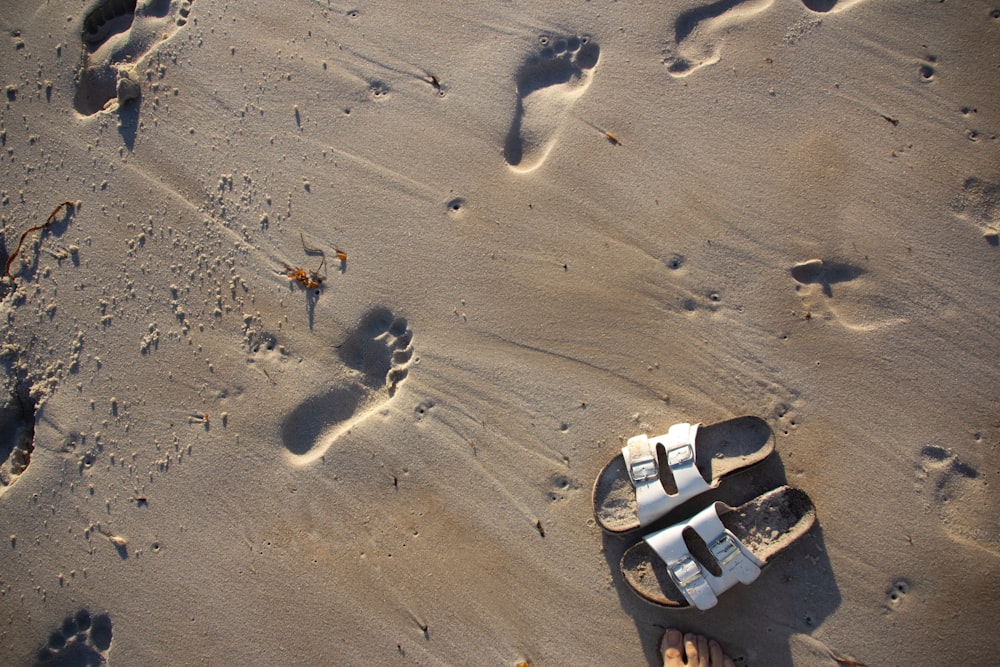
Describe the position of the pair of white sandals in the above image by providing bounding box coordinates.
[593,418,815,610]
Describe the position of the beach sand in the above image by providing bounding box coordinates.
[1,0,998,664]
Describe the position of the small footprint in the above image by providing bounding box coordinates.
[0,379,36,498]
[35,609,113,666]
[951,177,1000,245]
[504,35,600,173]
[281,307,413,465]
[662,0,773,78]
[413,399,435,420]
[884,577,911,611]
[75,0,196,115]
[247,329,279,357]
[917,445,997,555]
[546,473,579,503]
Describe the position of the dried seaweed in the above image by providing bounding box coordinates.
[2,201,76,290]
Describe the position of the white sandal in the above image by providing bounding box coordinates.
[621,486,816,609]
[593,417,774,534]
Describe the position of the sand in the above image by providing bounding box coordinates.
[0,0,998,665]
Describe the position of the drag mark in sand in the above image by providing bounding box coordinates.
[789,633,869,667]
[662,0,773,77]
[35,609,113,666]
[504,35,600,173]
[281,307,413,466]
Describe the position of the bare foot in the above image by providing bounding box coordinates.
[661,629,736,667]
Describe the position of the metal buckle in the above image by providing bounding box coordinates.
[630,456,658,483]
[668,554,705,589]
[666,444,694,467]
[709,534,740,567]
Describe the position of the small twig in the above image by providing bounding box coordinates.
[601,129,622,145]
[576,117,622,146]
[281,233,334,289]
[3,201,75,289]
[282,234,347,288]
[299,232,324,258]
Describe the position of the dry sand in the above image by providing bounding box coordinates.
[1,0,998,665]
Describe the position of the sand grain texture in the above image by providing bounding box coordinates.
[1,0,998,665]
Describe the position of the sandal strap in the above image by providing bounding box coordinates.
[688,503,764,589]
[623,423,713,526]
[644,502,764,610]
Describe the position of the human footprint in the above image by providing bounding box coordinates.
[504,35,600,173]
[662,629,736,667]
[663,0,772,77]
[280,307,414,465]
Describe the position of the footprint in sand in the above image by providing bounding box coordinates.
[662,0,773,77]
[800,0,867,13]
[951,176,1000,245]
[916,444,998,555]
[0,379,36,498]
[884,577,911,611]
[788,257,909,331]
[35,609,113,666]
[789,258,864,298]
[281,307,413,465]
[74,0,195,115]
[504,35,600,173]
[663,0,870,77]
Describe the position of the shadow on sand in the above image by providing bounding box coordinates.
[599,428,840,666]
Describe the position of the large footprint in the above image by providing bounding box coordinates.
[504,35,600,173]
[281,307,413,466]
[788,257,907,332]
[916,444,998,555]
[789,258,864,298]
[74,0,195,115]
[663,0,773,77]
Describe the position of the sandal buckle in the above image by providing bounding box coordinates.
[709,534,740,567]
[666,444,693,467]
[630,456,658,483]
[668,554,705,589]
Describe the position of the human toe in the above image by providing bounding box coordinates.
[661,629,685,666]
[684,633,707,667]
